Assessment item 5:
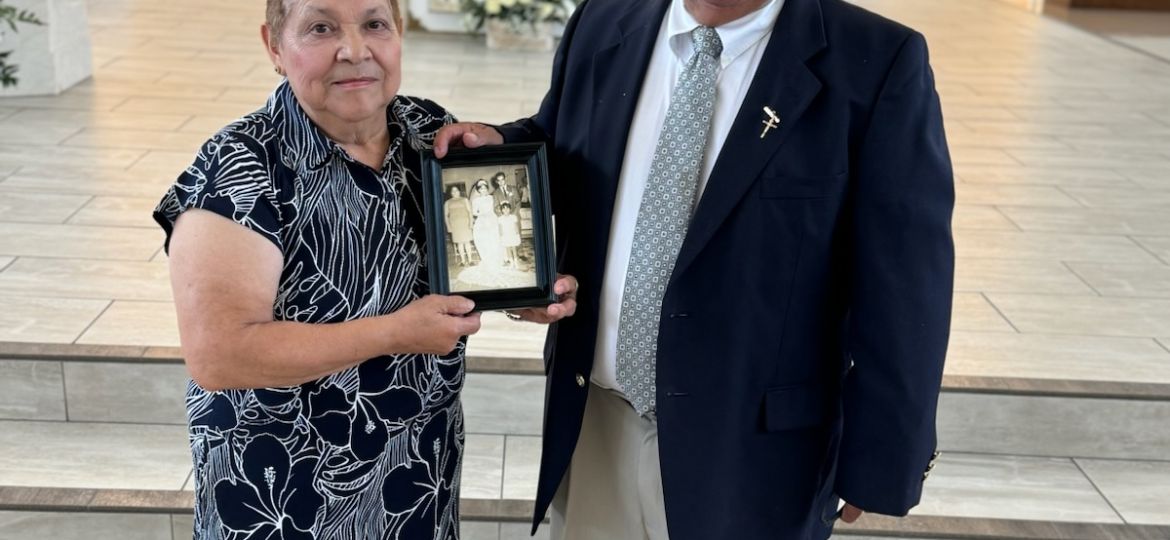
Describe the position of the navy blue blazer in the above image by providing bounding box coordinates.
[497,0,954,537]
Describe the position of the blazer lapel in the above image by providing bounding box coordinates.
[672,0,828,280]
[586,0,669,221]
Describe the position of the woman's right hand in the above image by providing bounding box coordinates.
[434,123,504,158]
[388,295,482,355]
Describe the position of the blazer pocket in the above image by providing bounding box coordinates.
[763,383,828,432]
[759,172,847,199]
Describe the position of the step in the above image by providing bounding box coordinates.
[1,416,1169,539]
[3,339,1169,461]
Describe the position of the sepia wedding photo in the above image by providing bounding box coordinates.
[421,143,557,311]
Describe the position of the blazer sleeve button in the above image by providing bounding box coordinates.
[575,374,586,387]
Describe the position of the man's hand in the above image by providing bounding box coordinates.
[434,122,505,158]
[505,274,578,324]
[840,503,864,523]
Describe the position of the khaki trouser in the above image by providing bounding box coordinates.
[550,385,670,540]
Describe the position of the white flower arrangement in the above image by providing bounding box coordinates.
[461,0,576,33]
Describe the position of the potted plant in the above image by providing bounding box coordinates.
[0,2,45,88]
[460,0,576,52]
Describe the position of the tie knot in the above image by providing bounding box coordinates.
[691,26,722,59]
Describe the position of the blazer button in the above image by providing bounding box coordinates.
[575,374,586,388]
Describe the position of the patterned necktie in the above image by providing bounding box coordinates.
[616,26,723,417]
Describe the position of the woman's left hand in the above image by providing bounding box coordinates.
[506,274,578,324]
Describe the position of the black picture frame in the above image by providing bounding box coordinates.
[421,142,557,312]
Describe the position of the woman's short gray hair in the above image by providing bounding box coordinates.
[266,0,402,46]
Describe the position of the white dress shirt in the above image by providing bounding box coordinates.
[591,0,786,393]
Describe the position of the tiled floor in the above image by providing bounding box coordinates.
[3,412,1169,525]
[0,0,1169,386]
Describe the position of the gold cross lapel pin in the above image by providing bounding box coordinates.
[760,106,780,139]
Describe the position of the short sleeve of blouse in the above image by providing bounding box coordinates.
[152,128,283,253]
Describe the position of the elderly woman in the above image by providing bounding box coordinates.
[150,0,507,537]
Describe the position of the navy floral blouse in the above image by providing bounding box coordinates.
[153,82,464,540]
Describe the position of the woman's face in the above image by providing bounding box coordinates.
[450,186,462,197]
[265,0,402,130]
[476,182,489,194]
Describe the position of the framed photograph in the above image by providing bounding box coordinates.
[421,142,557,311]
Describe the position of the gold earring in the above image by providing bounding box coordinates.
[274,66,284,76]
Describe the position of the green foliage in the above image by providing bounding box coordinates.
[0,2,46,88]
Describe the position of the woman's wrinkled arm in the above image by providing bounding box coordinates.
[168,209,480,391]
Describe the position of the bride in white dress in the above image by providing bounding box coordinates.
[470,179,503,268]
[454,178,536,291]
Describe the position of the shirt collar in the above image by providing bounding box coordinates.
[666,0,785,69]
[269,81,341,173]
[268,81,407,175]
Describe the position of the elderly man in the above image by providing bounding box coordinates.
[437,0,954,537]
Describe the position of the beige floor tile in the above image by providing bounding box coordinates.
[960,119,1115,137]
[0,295,109,344]
[997,206,1170,235]
[952,205,1018,231]
[1067,262,1170,298]
[987,293,1170,338]
[0,360,66,421]
[954,164,1131,187]
[951,292,1015,333]
[0,122,81,145]
[102,56,258,77]
[949,147,1021,167]
[1133,236,1170,264]
[112,97,258,118]
[463,373,544,436]
[0,257,172,302]
[173,514,194,540]
[954,258,1093,294]
[945,131,1070,151]
[463,434,505,500]
[940,385,1170,460]
[2,109,192,132]
[954,230,1158,263]
[76,300,179,347]
[61,128,211,153]
[1075,459,1170,525]
[1060,186,1170,209]
[954,183,1081,207]
[0,223,161,261]
[0,93,130,112]
[177,115,250,136]
[500,523,549,540]
[502,435,541,500]
[1119,168,1170,190]
[128,150,203,176]
[0,166,173,198]
[64,362,188,424]
[0,192,92,224]
[0,144,145,170]
[74,79,228,101]
[915,453,1122,523]
[0,420,190,490]
[1008,148,1168,169]
[0,512,173,540]
[945,331,1170,383]
[66,196,162,228]
[462,522,499,540]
